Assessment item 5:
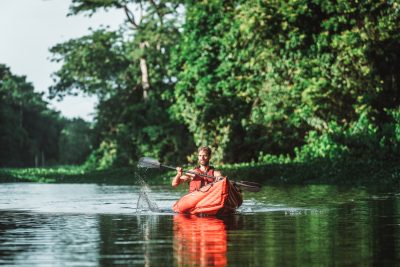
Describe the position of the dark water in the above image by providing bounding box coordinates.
[0,183,399,266]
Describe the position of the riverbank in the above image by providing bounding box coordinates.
[0,159,398,186]
[0,167,138,184]
[221,159,399,186]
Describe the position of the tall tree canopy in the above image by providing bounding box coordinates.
[0,64,63,166]
[0,64,94,167]
[50,0,195,168]
[172,0,400,162]
[48,0,400,166]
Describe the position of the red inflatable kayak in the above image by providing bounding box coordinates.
[172,178,243,215]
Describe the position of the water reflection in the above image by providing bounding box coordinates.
[0,183,399,266]
[173,215,229,267]
[0,211,100,266]
[97,215,174,266]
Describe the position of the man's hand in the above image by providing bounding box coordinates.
[185,172,195,180]
[216,176,225,181]
[176,167,183,177]
[176,167,195,182]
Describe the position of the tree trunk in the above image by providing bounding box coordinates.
[41,151,45,167]
[140,42,150,100]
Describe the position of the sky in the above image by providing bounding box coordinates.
[0,0,124,121]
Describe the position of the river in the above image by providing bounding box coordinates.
[0,182,399,266]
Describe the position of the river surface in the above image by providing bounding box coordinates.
[0,182,399,266]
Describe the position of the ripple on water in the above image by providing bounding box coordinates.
[0,183,177,215]
[0,183,310,216]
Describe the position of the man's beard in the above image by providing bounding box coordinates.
[199,160,209,166]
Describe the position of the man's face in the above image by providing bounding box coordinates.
[198,150,210,166]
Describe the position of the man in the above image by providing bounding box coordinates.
[172,146,223,192]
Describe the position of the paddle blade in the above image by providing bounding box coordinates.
[234,181,262,193]
[138,157,161,168]
[238,181,262,188]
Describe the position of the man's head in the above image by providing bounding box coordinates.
[198,146,212,166]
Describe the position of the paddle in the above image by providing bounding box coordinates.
[138,157,262,193]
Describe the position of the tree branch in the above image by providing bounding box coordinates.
[123,4,139,28]
[149,0,164,26]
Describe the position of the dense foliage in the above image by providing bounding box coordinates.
[3,0,400,171]
[173,0,400,162]
[50,0,195,168]
[59,118,93,165]
[0,64,92,167]
[0,64,62,167]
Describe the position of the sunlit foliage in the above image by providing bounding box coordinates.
[45,0,400,167]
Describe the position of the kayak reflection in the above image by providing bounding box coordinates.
[173,215,229,267]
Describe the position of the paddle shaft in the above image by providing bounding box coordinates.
[160,164,217,180]
[138,157,261,192]
[161,162,261,192]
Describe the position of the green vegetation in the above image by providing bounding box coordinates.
[221,159,400,186]
[48,0,400,166]
[0,166,144,184]
[1,159,398,187]
[172,0,400,163]
[1,1,400,185]
[0,64,93,167]
[0,64,63,167]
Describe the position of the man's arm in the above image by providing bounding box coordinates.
[214,170,224,181]
[172,167,194,187]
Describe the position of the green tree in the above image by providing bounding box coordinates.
[0,64,65,167]
[49,0,400,166]
[174,0,400,162]
[50,0,194,168]
[59,118,93,165]
[172,1,253,162]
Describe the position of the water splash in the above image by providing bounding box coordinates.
[135,170,160,213]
